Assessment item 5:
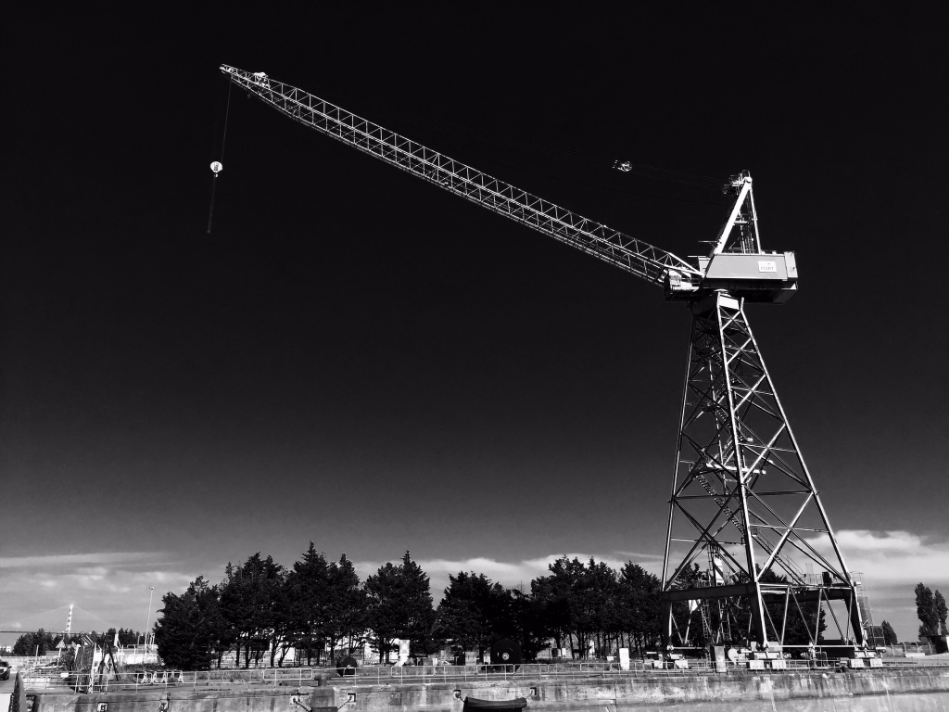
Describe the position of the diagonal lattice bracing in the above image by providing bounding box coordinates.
[661,292,862,649]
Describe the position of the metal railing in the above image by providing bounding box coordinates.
[21,669,318,692]
[21,657,949,692]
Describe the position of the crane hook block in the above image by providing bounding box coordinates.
[210,161,223,176]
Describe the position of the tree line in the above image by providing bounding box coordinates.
[154,546,663,670]
[11,628,143,656]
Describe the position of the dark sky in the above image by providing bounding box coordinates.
[2,6,946,642]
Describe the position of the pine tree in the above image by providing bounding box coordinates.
[155,577,227,670]
[436,572,513,661]
[509,588,549,661]
[325,554,367,661]
[934,590,948,636]
[582,558,622,657]
[530,572,571,653]
[12,632,37,656]
[220,553,285,668]
[287,543,330,665]
[365,551,437,661]
[617,562,661,657]
[543,556,588,656]
[881,620,898,645]
[116,628,140,646]
[14,629,56,656]
[915,583,940,637]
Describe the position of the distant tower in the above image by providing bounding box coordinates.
[66,604,74,637]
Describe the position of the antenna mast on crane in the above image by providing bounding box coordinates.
[219,65,868,655]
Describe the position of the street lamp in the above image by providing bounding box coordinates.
[144,586,155,650]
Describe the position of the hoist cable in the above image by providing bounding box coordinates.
[207,79,232,234]
[220,78,233,159]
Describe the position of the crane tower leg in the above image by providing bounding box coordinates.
[660,291,864,654]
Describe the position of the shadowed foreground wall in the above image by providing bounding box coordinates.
[26,669,949,712]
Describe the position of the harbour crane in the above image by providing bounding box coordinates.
[219,65,869,656]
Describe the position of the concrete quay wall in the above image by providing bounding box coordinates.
[27,668,949,712]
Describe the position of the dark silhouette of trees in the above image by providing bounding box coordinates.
[119,628,142,646]
[100,628,142,646]
[365,551,437,661]
[12,629,56,656]
[152,545,670,669]
[616,562,661,657]
[155,577,229,670]
[436,572,514,661]
[581,558,623,657]
[221,554,285,668]
[937,591,949,636]
[509,588,549,661]
[324,554,367,662]
[513,556,665,660]
[284,548,367,666]
[286,543,330,665]
[527,556,650,659]
[536,556,598,656]
[530,569,571,653]
[916,583,948,637]
[881,620,898,645]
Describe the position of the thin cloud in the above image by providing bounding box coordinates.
[800,529,949,640]
[0,552,169,569]
[804,530,949,584]
[0,551,200,632]
[613,550,665,561]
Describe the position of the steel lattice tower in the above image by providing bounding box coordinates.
[660,261,863,650]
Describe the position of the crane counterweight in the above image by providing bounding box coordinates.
[665,251,799,303]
